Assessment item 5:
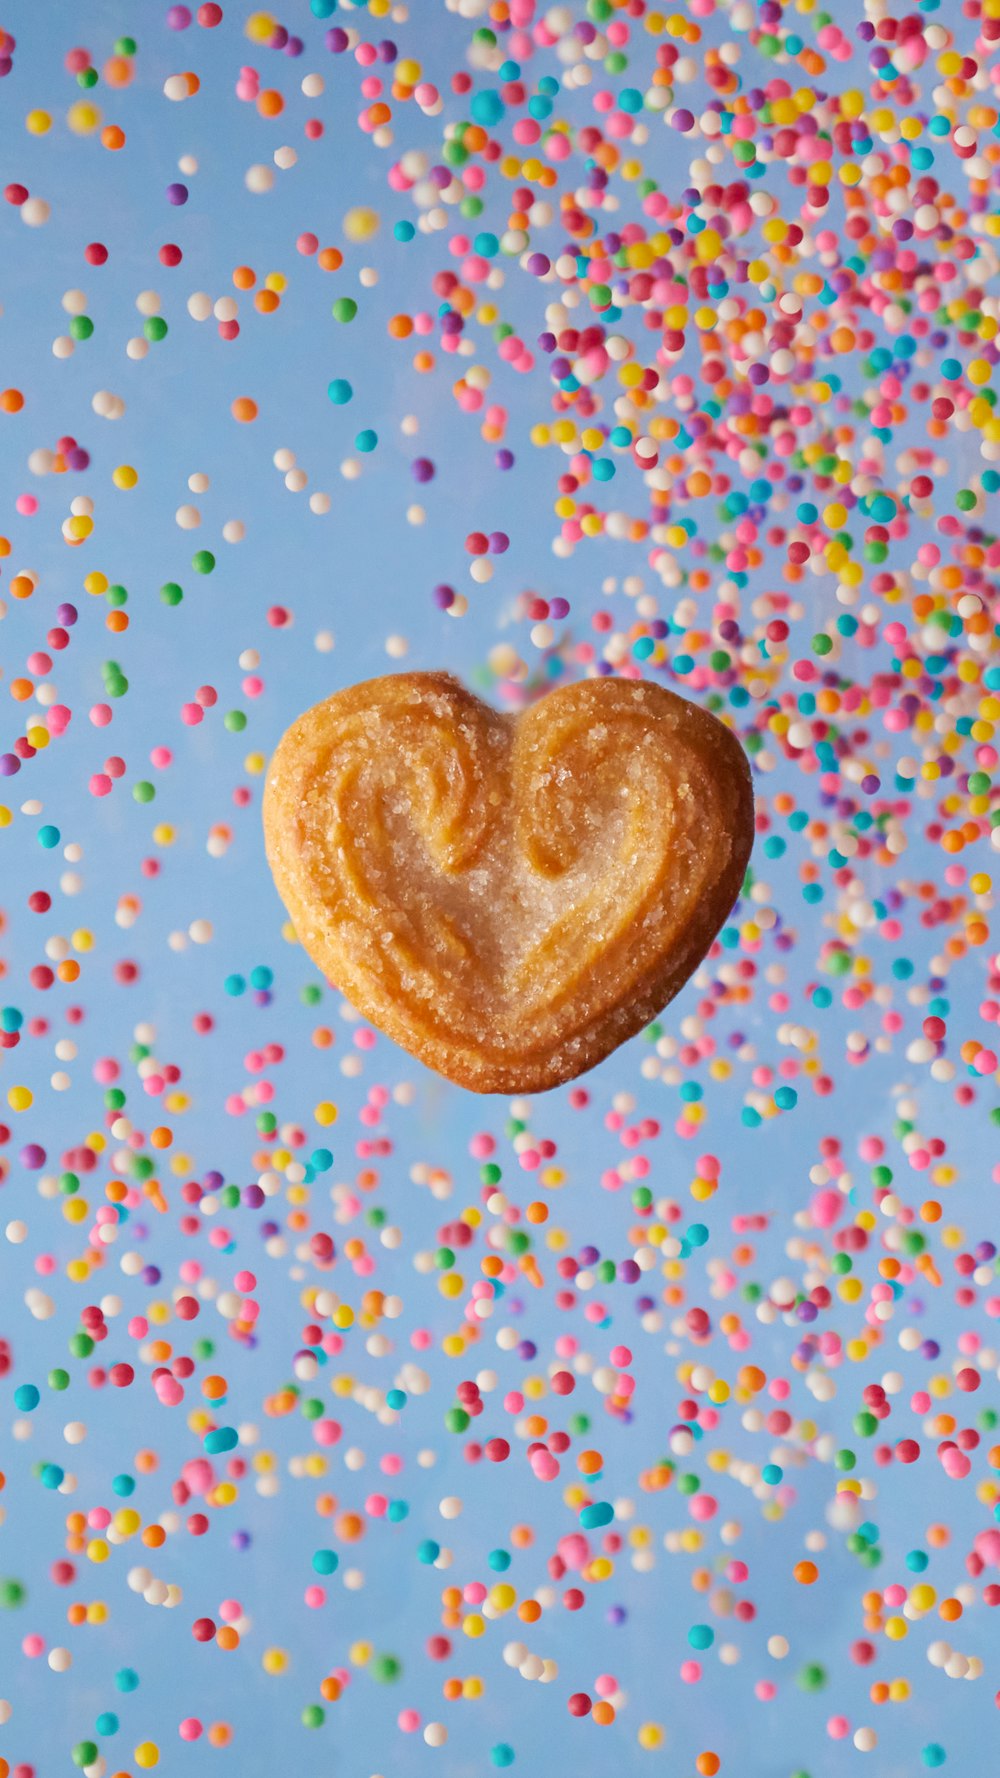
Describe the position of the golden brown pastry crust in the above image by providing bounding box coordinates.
[263,672,754,1094]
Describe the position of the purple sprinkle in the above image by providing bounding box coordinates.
[166,182,188,206]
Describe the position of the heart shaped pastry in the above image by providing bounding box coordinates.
[263,672,754,1094]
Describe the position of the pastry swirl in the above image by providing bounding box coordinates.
[263,672,754,1093]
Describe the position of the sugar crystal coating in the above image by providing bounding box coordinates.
[264,673,754,1092]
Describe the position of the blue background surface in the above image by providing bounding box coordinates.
[0,3,997,1776]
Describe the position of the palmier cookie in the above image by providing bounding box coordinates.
[263,672,754,1094]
